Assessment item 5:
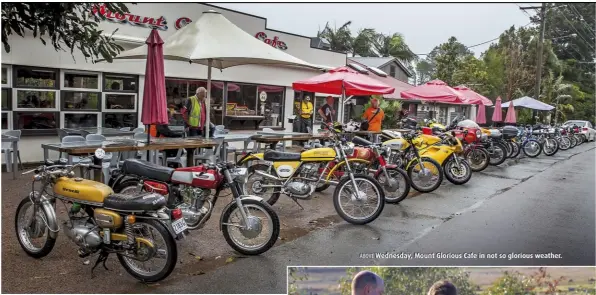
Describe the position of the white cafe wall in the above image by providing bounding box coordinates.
[1,3,347,163]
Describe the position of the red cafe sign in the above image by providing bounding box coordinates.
[91,4,168,31]
[174,17,288,50]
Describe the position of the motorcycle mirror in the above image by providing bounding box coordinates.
[58,158,68,165]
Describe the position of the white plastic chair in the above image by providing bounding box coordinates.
[132,127,145,133]
[2,130,24,172]
[85,134,115,183]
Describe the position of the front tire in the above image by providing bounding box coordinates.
[443,156,472,185]
[221,198,280,255]
[522,139,542,158]
[407,157,444,193]
[542,138,559,156]
[488,142,507,166]
[464,148,490,172]
[15,196,57,258]
[333,175,385,225]
[117,219,178,283]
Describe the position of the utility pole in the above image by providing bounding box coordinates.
[520,3,547,123]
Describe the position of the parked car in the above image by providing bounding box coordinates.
[562,120,596,141]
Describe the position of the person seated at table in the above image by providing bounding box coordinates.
[148,124,184,159]
[362,97,385,132]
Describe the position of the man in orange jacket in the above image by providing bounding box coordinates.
[362,97,385,132]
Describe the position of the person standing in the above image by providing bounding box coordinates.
[299,96,314,132]
[362,97,385,132]
[318,96,336,126]
[183,87,207,137]
[427,280,457,295]
[351,270,384,295]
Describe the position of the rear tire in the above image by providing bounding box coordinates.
[380,167,411,204]
[245,164,281,206]
[333,175,385,225]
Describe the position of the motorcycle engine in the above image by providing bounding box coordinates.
[177,186,211,228]
[286,181,312,196]
[299,163,320,179]
[286,163,319,197]
[63,219,102,254]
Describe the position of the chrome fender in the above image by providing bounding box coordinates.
[218,195,265,231]
[35,193,59,239]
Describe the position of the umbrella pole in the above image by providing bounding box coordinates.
[206,59,212,139]
[146,124,151,161]
[340,83,345,124]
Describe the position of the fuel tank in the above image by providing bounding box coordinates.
[348,147,373,161]
[53,177,113,203]
[301,147,336,162]
[382,138,409,151]
[413,134,442,148]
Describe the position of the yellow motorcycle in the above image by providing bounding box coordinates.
[15,149,184,282]
[423,118,447,133]
[238,123,385,225]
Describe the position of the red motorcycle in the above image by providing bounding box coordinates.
[314,135,411,204]
[108,159,280,256]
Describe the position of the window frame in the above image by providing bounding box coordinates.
[1,64,11,88]
[13,111,60,136]
[102,73,139,93]
[102,92,137,113]
[256,83,286,128]
[1,111,12,130]
[61,111,101,129]
[12,65,60,90]
[389,65,396,77]
[101,112,138,129]
[60,90,102,112]
[2,87,12,111]
[61,69,101,92]
[12,88,60,112]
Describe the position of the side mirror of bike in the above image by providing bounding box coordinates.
[58,158,68,165]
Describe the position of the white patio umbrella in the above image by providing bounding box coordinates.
[111,10,319,138]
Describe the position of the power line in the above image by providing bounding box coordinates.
[558,6,595,51]
[414,22,533,56]
[567,4,596,37]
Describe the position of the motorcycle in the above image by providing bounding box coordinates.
[480,128,508,165]
[519,126,543,158]
[16,149,182,282]
[239,122,386,225]
[109,159,280,256]
[445,116,491,172]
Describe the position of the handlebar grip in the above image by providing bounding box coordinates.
[90,165,103,170]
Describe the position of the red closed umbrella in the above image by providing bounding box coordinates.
[453,85,493,106]
[476,104,487,124]
[141,29,168,126]
[505,100,517,124]
[492,96,503,122]
[292,66,395,96]
[400,80,466,103]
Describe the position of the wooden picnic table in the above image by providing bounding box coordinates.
[2,134,19,180]
[252,134,330,150]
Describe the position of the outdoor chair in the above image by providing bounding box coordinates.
[2,130,24,172]
[85,134,117,183]
[61,135,93,176]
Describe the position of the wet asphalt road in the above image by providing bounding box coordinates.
[161,143,595,294]
[2,143,594,293]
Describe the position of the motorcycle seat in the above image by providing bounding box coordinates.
[263,150,301,161]
[103,192,167,211]
[122,159,174,182]
[352,135,373,147]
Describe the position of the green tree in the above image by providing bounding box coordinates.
[427,37,473,85]
[452,55,490,93]
[1,3,130,62]
[351,28,377,57]
[319,21,353,53]
[373,32,418,63]
[288,267,309,295]
[540,70,576,123]
[338,267,477,295]
[415,60,434,85]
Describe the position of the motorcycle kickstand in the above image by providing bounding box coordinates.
[90,250,110,278]
[290,197,305,210]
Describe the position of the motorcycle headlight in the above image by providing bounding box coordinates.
[476,130,481,137]
[342,142,355,155]
[230,167,248,183]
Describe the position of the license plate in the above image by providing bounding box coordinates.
[172,218,188,235]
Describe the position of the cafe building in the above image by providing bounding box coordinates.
[1,3,347,163]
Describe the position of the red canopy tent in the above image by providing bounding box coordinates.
[400,80,466,104]
[453,85,493,106]
[292,66,395,96]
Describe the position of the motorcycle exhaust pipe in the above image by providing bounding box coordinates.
[254,170,281,181]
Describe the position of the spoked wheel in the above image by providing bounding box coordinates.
[579,134,587,144]
[245,164,282,206]
[15,196,56,258]
[558,136,571,150]
[221,199,280,255]
[542,138,559,156]
[333,174,385,225]
[522,139,542,158]
[406,158,444,193]
[117,219,178,283]
[443,156,472,185]
[569,135,578,148]
[464,148,490,172]
[508,141,521,158]
[377,167,411,204]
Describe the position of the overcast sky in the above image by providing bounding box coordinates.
[215,3,537,58]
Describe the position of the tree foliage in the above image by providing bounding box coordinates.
[1,3,131,62]
[425,37,473,86]
[338,267,478,295]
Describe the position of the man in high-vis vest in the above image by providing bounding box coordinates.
[294,96,313,133]
[183,87,207,137]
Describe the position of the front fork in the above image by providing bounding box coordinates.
[338,148,364,200]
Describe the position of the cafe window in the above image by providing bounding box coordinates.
[103,113,137,129]
[257,85,285,127]
[2,88,11,110]
[62,70,100,91]
[14,112,59,134]
[13,89,59,110]
[13,66,59,89]
[103,74,137,92]
[102,93,136,112]
[165,78,189,126]
[389,65,396,78]
[1,65,10,87]
[1,111,11,130]
[61,91,100,111]
[62,112,100,129]
[227,83,258,116]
